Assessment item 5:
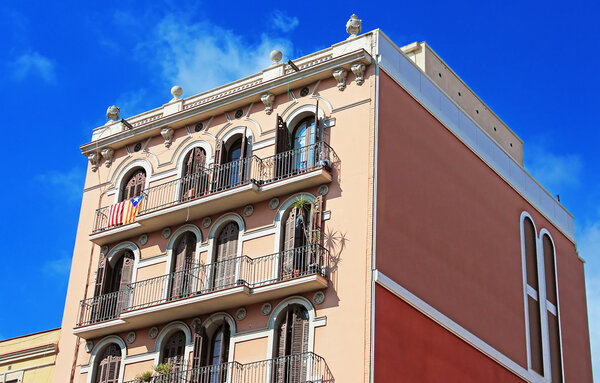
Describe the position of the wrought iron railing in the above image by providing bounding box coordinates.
[92,143,334,233]
[77,245,328,327]
[123,352,333,383]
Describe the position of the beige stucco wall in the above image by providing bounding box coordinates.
[0,328,60,383]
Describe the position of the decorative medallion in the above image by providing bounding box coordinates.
[161,227,172,239]
[234,109,244,119]
[300,87,310,97]
[85,340,94,353]
[149,327,159,339]
[194,122,203,132]
[236,307,247,321]
[317,185,329,196]
[100,245,109,255]
[313,291,325,305]
[261,303,272,316]
[133,142,142,152]
[191,318,202,331]
[202,217,212,228]
[126,331,136,344]
[269,198,280,210]
[243,205,254,217]
[139,234,148,245]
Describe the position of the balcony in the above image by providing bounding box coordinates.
[90,143,335,245]
[75,245,328,339]
[123,352,333,383]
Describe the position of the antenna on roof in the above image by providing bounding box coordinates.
[287,60,300,72]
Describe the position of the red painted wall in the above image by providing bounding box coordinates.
[375,285,525,382]
[375,70,592,381]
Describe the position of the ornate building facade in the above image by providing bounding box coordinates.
[53,18,592,383]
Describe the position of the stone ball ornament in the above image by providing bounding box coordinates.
[106,105,120,121]
[270,49,283,65]
[171,85,183,100]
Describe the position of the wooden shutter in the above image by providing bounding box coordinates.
[289,306,309,382]
[162,331,186,371]
[171,233,196,299]
[239,127,248,183]
[282,209,297,278]
[182,148,207,200]
[213,223,239,289]
[275,315,289,383]
[212,139,224,191]
[275,115,290,154]
[192,326,206,370]
[310,196,323,246]
[116,251,134,312]
[96,344,121,383]
[314,100,320,142]
[122,169,146,201]
[94,254,108,297]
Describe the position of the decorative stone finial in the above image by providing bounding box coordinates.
[261,92,275,115]
[270,50,283,65]
[106,105,120,121]
[101,147,114,167]
[346,14,362,38]
[161,127,175,148]
[332,67,348,91]
[171,85,183,101]
[351,62,366,85]
[88,152,100,172]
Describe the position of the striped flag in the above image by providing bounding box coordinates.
[123,195,145,224]
[108,200,127,227]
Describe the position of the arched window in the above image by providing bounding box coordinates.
[162,331,186,372]
[280,196,323,279]
[121,168,146,201]
[213,130,248,190]
[181,148,207,201]
[542,233,563,382]
[274,304,310,383]
[212,222,239,290]
[95,344,121,383]
[169,232,197,300]
[93,250,134,321]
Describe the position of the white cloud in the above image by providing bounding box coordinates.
[526,145,582,194]
[35,167,84,203]
[12,51,57,84]
[132,13,294,96]
[42,255,72,278]
[270,10,299,33]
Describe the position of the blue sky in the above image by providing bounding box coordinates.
[0,0,598,378]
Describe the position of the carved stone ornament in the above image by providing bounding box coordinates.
[126,331,136,344]
[269,198,280,210]
[236,307,247,321]
[346,14,362,38]
[191,318,202,331]
[332,68,348,91]
[162,227,172,239]
[270,49,283,65]
[100,245,109,255]
[139,234,148,245]
[171,85,183,101]
[106,105,120,121]
[88,152,100,172]
[243,205,254,217]
[149,327,159,339]
[84,340,94,353]
[261,92,275,115]
[202,217,212,228]
[313,291,325,305]
[351,62,366,86]
[318,185,329,196]
[101,147,114,168]
[261,303,272,316]
[161,127,175,148]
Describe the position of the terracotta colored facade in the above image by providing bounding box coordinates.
[53,27,591,383]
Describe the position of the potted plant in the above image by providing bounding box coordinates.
[137,371,153,382]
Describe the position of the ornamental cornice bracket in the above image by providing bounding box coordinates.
[351,62,367,86]
[101,147,114,167]
[161,126,175,148]
[88,152,100,172]
[261,92,275,115]
[332,67,348,91]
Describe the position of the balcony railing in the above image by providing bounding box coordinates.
[93,143,334,233]
[77,244,328,327]
[123,352,333,383]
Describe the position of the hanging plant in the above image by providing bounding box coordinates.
[154,363,173,375]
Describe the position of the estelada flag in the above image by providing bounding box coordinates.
[123,195,145,224]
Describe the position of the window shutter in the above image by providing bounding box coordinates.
[162,331,186,371]
[117,251,134,312]
[310,196,323,246]
[282,209,297,277]
[275,115,290,154]
[122,169,146,201]
[213,223,239,289]
[192,326,206,370]
[239,127,248,182]
[214,139,224,167]
[314,100,320,142]
[275,314,289,383]
[170,234,189,299]
[94,254,107,297]
[96,344,121,383]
